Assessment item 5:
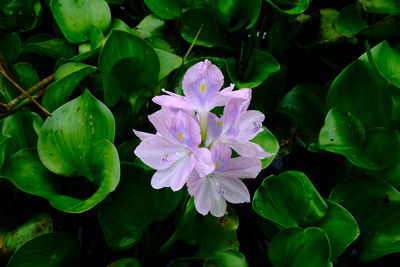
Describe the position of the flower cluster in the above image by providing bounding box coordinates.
[134,60,273,217]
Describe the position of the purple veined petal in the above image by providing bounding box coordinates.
[151,154,194,191]
[215,87,252,109]
[237,110,265,141]
[193,147,214,177]
[169,110,201,149]
[152,89,194,110]
[222,139,274,159]
[149,108,201,149]
[221,99,242,137]
[214,175,251,203]
[182,60,224,112]
[205,113,222,146]
[218,156,262,179]
[133,129,155,140]
[210,142,231,171]
[208,179,228,217]
[134,135,189,170]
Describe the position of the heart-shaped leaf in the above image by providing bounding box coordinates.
[7,232,80,267]
[23,33,75,59]
[336,5,368,37]
[50,0,111,43]
[252,171,328,227]
[42,62,97,112]
[204,250,248,267]
[99,30,160,106]
[358,0,400,15]
[144,0,184,20]
[268,227,331,267]
[330,175,400,262]
[98,163,183,250]
[251,126,279,169]
[314,200,359,260]
[265,0,311,15]
[226,49,280,88]
[37,90,120,213]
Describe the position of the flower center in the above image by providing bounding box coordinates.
[176,132,185,141]
[199,82,207,94]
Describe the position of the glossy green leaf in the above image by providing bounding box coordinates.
[330,176,400,262]
[99,30,160,106]
[226,49,280,88]
[180,9,225,48]
[0,135,10,170]
[177,199,239,257]
[134,14,165,38]
[336,5,368,37]
[107,258,141,267]
[319,108,400,170]
[319,8,342,44]
[50,0,111,43]
[23,33,75,59]
[0,213,52,255]
[42,62,97,112]
[314,200,359,260]
[358,0,400,15]
[265,0,311,15]
[252,171,328,228]
[11,63,39,90]
[268,227,331,267]
[209,0,262,31]
[327,59,392,129]
[204,250,248,267]
[37,90,120,213]
[251,126,279,169]
[144,0,184,20]
[154,48,182,80]
[277,83,326,147]
[7,232,80,267]
[98,163,183,250]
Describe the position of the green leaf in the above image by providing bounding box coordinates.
[177,199,239,257]
[98,163,183,250]
[209,0,262,31]
[50,0,111,43]
[0,135,10,170]
[358,0,400,15]
[7,232,80,267]
[23,33,75,59]
[42,62,97,112]
[251,126,279,169]
[107,258,141,267]
[319,108,400,170]
[319,8,342,44]
[37,90,120,213]
[226,49,280,88]
[336,5,368,37]
[143,0,184,20]
[134,14,165,38]
[154,48,182,80]
[277,83,326,147]
[327,59,392,129]
[265,0,311,15]
[204,250,248,267]
[99,30,160,106]
[314,200,360,260]
[0,33,21,64]
[268,227,331,267]
[180,9,225,48]
[252,171,328,228]
[11,63,39,90]
[0,213,52,255]
[330,176,400,262]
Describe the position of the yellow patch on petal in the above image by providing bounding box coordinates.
[215,162,220,169]
[199,82,207,93]
[216,121,222,127]
[177,132,184,141]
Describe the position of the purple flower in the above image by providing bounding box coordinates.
[187,143,261,217]
[152,60,249,114]
[206,98,273,159]
[134,108,214,191]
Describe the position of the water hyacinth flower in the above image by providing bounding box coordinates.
[134,59,273,217]
[134,108,213,191]
[187,143,261,217]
